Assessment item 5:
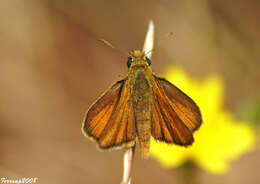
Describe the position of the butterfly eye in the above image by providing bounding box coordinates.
[127,57,133,68]
[145,57,151,66]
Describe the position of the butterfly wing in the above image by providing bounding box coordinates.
[151,75,202,146]
[82,78,136,150]
[156,76,202,132]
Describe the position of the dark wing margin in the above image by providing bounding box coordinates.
[82,78,136,150]
[151,74,202,146]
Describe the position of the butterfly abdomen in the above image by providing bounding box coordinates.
[131,68,153,158]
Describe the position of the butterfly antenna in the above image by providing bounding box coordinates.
[98,38,129,57]
[98,38,115,49]
[155,32,173,49]
[162,32,173,40]
[144,32,174,58]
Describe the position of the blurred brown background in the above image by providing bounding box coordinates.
[0,1,259,184]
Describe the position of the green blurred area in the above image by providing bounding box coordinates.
[0,1,259,184]
[239,99,260,126]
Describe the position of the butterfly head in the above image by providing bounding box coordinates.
[127,50,151,68]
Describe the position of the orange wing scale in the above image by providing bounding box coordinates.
[151,75,202,146]
[82,79,136,149]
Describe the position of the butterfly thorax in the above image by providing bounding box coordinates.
[128,58,153,158]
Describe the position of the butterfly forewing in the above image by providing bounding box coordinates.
[82,78,136,149]
[151,99,175,143]
[156,76,202,132]
[151,75,201,146]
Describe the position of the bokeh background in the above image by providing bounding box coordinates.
[0,1,259,184]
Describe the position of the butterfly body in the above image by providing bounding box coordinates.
[82,50,202,158]
[129,60,153,158]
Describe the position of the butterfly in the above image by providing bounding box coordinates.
[82,50,202,158]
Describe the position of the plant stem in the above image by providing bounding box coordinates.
[121,146,135,184]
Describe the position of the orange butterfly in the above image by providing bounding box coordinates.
[82,50,202,158]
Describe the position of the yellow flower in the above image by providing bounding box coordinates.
[150,68,256,174]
